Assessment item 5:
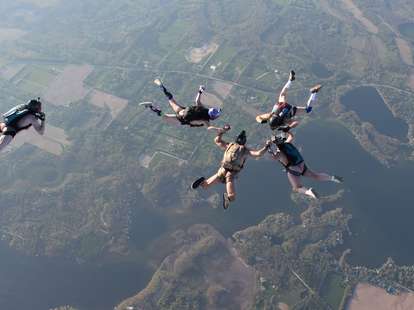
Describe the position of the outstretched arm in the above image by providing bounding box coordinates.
[214,130,230,150]
[32,115,46,135]
[256,112,273,124]
[249,140,271,157]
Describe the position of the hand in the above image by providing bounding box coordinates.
[37,112,46,121]
[223,124,231,131]
[199,85,205,93]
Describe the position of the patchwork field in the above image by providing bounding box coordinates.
[16,0,60,8]
[409,71,414,91]
[13,65,58,95]
[186,42,219,64]
[44,65,93,105]
[202,92,223,108]
[0,64,25,81]
[89,90,128,118]
[341,0,378,34]
[13,124,71,156]
[347,283,414,310]
[395,37,414,66]
[0,28,27,42]
[213,81,233,99]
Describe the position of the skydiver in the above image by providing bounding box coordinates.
[141,79,221,127]
[0,98,46,152]
[268,132,343,199]
[256,70,322,133]
[191,126,271,209]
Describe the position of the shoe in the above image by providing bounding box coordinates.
[154,78,163,86]
[310,84,322,93]
[331,175,344,183]
[139,102,153,108]
[305,188,319,199]
[223,193,231,209]
[289,70,295,81]
[199,85,205,93]
[140,102,162,116]
[191,177,205,189]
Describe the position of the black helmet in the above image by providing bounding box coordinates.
[235,130,247,145]
[27,98,42,112]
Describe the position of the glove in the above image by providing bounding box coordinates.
[36,112,46,121]
[306,106,313,113]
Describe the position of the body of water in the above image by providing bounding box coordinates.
[0,242,152,310]
[159,120,414,268]
[399,22,414,41]
[295,122,414,267]
[2,119,414,309]
[340,86,408,141]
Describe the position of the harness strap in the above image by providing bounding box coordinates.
[284,163,307,177]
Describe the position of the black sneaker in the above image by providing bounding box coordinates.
[223,193,230,209]
[191,177,205,189]
[289,70,295,81]
[140,102,162,116]
[310,84,322,93]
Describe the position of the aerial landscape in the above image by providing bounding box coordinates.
[0,0,414,309]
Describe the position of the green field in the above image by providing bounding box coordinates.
[321,273,346,309]
[13,65,57,94]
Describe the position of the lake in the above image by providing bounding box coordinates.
[340,86,408,141]
[399,22,414,41]
[152,120,414,269]
[2,120,414,309]
[0,242,152,310]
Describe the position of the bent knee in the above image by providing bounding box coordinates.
[228,193,236,201]
[288,120,299,128]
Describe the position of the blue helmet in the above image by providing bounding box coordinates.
[208,108,221,120]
